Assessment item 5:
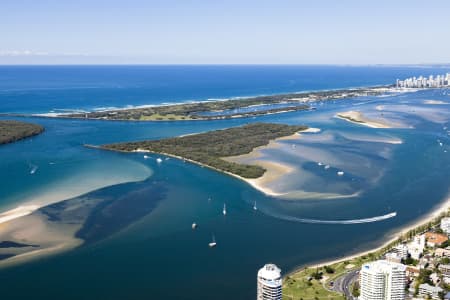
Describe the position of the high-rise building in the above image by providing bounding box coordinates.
[360,260,406,300]
[441,217,450,235]
[257,264,282,300]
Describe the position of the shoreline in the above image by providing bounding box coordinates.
[0,85,398,122]
[88,130,305,198]
[285,194,450,276]
[0,84,393,116]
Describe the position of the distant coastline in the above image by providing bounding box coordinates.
[0,85,393,122]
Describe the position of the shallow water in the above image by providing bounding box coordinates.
[0,66,449,300]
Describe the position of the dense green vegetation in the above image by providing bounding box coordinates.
[101,123,307,178]
[64,87,387,121]
[0,120,44,145]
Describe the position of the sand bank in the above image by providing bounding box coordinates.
[0,208,85,268]
[0,161,152,225]
[336,111,392,128]
[0,205,40,224]
[424,100,449,105]
[300,127,321,133]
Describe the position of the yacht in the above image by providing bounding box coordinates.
[253,201,257,211]
[222,204,227,215]
[208,235,217,248]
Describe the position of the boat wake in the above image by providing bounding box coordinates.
[260,209,397,225]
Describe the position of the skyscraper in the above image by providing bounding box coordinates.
[257,264,282,300]
[360,260,406,300]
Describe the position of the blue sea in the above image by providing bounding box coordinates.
[0,65,449,299]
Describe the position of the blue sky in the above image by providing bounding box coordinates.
[1,0,449,64]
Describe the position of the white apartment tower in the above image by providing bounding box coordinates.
[360,260,406,300]
[441,217,450,235]
[257,264,282,300]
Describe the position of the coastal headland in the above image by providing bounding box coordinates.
[15,86,390,121]
[0,120,44,145]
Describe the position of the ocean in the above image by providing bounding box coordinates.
[0,65,449,299]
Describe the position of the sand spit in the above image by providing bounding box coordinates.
[424,100,449,105]
[336,111,392,128]
[0,200,91,268]
[0,162,152,226]
[300,127,321,133]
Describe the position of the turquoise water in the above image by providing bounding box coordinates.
[0,66,449,299]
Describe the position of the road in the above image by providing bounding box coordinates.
[328,269,359,300]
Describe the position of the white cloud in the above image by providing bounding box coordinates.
[0,50,88,57]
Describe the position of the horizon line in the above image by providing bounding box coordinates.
[0,63,450,67]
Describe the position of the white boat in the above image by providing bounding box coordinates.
[253,201,257,211]
[317,162,323,166]
[192,222,197,230]
[143,155,149,159]
[156,158,163,163]
[324,165,330,170]
[208,235,217,248]
[29,164,38,175]
[337,171,344,176]
[223,203,227,216]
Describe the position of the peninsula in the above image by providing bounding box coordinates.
[0,120,44,145]
[97,123,307,179]
[50,86,388,121]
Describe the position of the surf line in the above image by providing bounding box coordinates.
[260,209,397,225]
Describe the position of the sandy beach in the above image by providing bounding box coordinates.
[288,194,450,273]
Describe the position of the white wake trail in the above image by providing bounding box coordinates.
[260,209,397,225]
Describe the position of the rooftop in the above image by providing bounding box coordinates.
[258,264,282,281]
[425,232,448,245]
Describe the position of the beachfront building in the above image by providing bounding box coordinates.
[360,260,406,300]
[407,235,426,260]
[439,264,450,277]
[441,218,450,235]
[435,247,450,258]
[425,232,448,247]
[385,252,402,264]
[396,73,450,88]
[257,264,282,300]
[418,283,444,300]
[392,244,408,260]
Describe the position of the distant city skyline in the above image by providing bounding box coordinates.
[1,0,450,65]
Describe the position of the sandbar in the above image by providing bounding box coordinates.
[336,111,392,128]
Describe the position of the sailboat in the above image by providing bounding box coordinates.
[208,235,217,248]
[253,201,257,211]
[222,203,227,216]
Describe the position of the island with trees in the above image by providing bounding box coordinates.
[95,123,307,178]
[53,86,388,121]
[0,120,44,145]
